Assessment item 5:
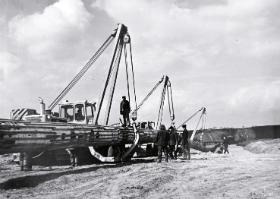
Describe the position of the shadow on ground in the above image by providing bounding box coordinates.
[0,158,156,190]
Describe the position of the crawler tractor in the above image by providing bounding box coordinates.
[0,24,214,170]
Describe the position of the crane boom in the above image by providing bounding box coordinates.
[177,107,206,142]
[48,29,116,111]
[130,75,175,129]
[190,108,206,142]
[94,24,128,125]
[177,107,206,129]
[131,76,164,114]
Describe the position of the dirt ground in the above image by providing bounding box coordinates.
[0,140,280,199]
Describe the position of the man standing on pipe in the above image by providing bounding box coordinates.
[120,96,131,127]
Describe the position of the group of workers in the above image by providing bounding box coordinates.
[120,96,233,163]
[155,124,191,163]
[120,96,191,162]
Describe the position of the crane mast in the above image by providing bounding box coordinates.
[46,24,136,126]
[95,24,128,125]
[131,75,175,129]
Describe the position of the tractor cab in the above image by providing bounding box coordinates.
[137,121,155,129]
[59,100,96,124]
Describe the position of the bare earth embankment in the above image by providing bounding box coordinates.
[0,140,280,199]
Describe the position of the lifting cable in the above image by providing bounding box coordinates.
[48,35,115,110]
[167,81,175,122]
[201,111,207,130]
[128,37,138,111]
[156,80,167,129]
[123,35,137,118]
[169,85,175,121]
[156,76,176,129]
[123,44,131,103]
[167,84,172,120]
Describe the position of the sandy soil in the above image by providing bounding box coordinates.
[0,140,280,199]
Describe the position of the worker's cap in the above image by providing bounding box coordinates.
[182,124,187,128]
[159,124,166,130]
[122,96,126,99]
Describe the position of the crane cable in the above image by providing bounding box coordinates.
[124,37,137,119]
[128,37,138,111]
[123,43,131,103]
[123,35,138,119]
[48,35,115,110]
[156,77,175,129]
[167,81,175,122]
[156,79,167,129]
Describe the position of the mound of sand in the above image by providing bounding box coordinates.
[244,139,280,154]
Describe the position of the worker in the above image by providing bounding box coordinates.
[66,148,78,167]
[120,96,131,127]
[75,107,84,121]
[174,132,182,159]
[155,124,169,163]
[182,124,190,160]
[64,108,73,121]
[223,135,229,154]
[148,122,154,129]
[168,126,178,159]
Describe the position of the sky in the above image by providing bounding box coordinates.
[0,0,280,129]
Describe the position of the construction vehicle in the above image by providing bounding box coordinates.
[0,24,217,170]
[0,24,179,170]
[177,107,225,152]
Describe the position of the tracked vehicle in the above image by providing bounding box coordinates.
[0,24,216,170]
[0,24,177,170]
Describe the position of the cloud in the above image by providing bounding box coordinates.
[0,51,20,81]
[0,0,100,118]
[229,81,280,112]
[92,0,280,127]
[0,0,280,128]
[175,0,227,9]
[9,0,93,59]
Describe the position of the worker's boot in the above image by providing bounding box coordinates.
[174,152,177,160]
[165,153,168,162]
[157,148,162,163]
[157,154,162,163]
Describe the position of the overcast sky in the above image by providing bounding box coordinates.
[0,0,280,129]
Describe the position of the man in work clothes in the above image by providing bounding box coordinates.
[155,124,169,163]
[120,96,131,127]
[223,135,229,154]
[182,124,190,160]
[168,126,178,159]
